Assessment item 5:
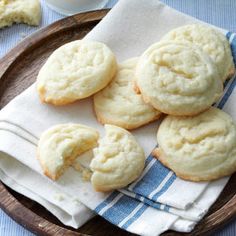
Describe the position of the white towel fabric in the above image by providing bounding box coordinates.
[0,0,235,235]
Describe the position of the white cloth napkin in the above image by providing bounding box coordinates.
[0,0,235,235]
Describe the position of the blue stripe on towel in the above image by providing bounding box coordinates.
[152,173,176,201]
[120,190,171,214]
[226,31,232,40]
[122,204,148,229]
[217,75,236,109]
[132,158,171,197]
[223,77,230,88]
[95,191,120,213]
[217,32,236,108]
[227,32,236,63]
[135,192,165,211]
[231,36,236,62]
[164,205,170,212]
[145,153,155,165]
[137,192,161,208]
[96,194,148,226]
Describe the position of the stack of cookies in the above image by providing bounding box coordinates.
[36,24,236,192]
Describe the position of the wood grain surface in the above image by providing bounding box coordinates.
[0,9,236,236]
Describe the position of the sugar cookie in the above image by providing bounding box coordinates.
[135,41,223,116]
[90,124,145,192]
[162,24,235,81]
[94,58,161,130]
[0,0,41,28]
[153,107,236,181]
[37,40,117,105]
[37,124,99,180]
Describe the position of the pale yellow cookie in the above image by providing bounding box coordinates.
[93,58,161,130]
[153,107,236,181]
[37,124,99,180]
[162,24,235,81]
[0,0,41,28]
[135,41,223,116]
[90,124,145,192]
[37,40,117,105]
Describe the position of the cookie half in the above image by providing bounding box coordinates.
[90,125,145,192]
[37,124,99,180]
[37,40,117,105]
[135,41,223,116]
[0,0,41,28]
[162,24,235,81]
[93,58,161,130]
[153,107,236,181]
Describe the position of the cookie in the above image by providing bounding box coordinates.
[90,124,145,192]
[37,40,117,105]
[162,24,235,81]
[37,124,99,180]
[0,0,41,28]
[93,58,161,130]
[153,107,236,181]
[135,41,223,116]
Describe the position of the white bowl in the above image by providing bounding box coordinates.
[45,0,108,15]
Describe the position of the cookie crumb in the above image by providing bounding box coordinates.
[54,193,65,201]
[73,161,83,172]
[73,198,81,205]
[82,169,92,181]
[72,159,92,181]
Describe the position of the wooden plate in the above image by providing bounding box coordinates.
[0,9,235,236]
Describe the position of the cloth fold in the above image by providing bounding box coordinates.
[0,0,236,235]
